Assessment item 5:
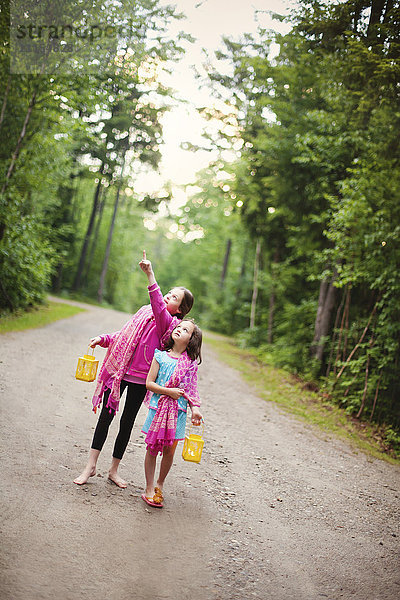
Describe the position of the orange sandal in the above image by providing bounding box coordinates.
[141,493,163,508]
[153,487,164,506]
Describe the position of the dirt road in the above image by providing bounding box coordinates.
[1,300,399,600]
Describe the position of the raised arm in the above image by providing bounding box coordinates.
[139,249,176,339]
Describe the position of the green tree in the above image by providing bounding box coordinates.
[0,0,189,311]
[203,0,400,434]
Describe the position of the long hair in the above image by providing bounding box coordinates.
[164,318,202,364]
[176,287,194,318]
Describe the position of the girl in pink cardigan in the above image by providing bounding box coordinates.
[141,319,203,508]
[74,251,194,488]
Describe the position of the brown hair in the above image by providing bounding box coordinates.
[176,287,194,318]
[165,318,203,364]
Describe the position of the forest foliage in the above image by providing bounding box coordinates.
[1,1,399,450]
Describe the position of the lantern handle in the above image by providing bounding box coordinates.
[188,419,204,437]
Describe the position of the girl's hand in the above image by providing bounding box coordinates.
[191,407,203,426]
[90,336,102,348]
[167,387,185,400]
[139,249,153,275]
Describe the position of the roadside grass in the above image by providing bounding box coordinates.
[205,331,400,466]
[0,301,85,334]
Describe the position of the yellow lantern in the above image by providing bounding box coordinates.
[75,346,99,382]
[182,422,204,463]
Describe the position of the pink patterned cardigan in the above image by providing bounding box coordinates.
[92,284,179,414]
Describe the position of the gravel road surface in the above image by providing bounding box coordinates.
[1,300,399,600]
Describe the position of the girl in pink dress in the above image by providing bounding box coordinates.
[74,251,194,488]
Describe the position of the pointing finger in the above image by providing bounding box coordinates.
[143,249,146,260]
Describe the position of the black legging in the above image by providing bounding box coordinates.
[91,380,147,459]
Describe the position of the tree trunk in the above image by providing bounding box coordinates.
[51,173,80,292]
[231,242,248,330]
[0,88,37,200]
[52,263,64,294]
[267,249,279,344]
[326,286,347,377]
[369,371,383,421]
[250,239,261,330]
[0,277,14,311]
[97,158,126,303]
[382,0,394,23]
[313,279,329,345]
[235,242,248,300]
[0,75,11,130]
[316,279,337,361]
[219,238,232,289]
[97,186,121,303]
[267,292,275,344]
[367,0,387,39]
[72,170,104,291]
[342,284,351,361]
[333,284,351,375]
[356,354,371,419]
[310,271,337,361]
[82,186,107,282]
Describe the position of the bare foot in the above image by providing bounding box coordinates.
[145,486,155,498]
[73,465,96,485]
[108,472,127,488]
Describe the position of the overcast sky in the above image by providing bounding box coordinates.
[133,0,295,204]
